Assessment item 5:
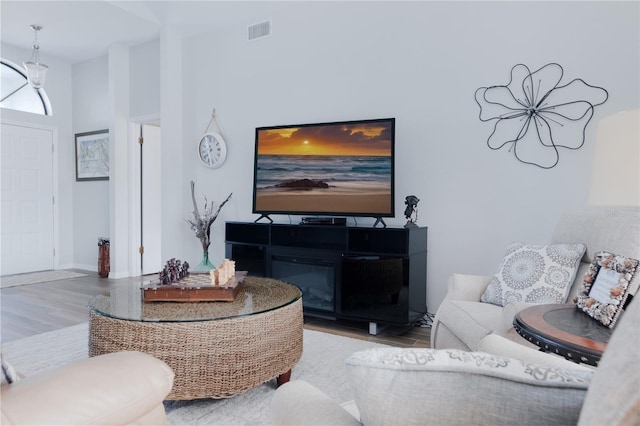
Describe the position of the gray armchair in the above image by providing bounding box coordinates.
[270,298,639,425]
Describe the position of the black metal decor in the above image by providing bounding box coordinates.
[475,63,608,169]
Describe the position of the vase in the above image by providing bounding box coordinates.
[98,245,110,277]
[193,251,214,272]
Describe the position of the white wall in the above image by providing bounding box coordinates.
[6,1,636,315]
[180,1,640,312]
[71,56,109,270]
[130,39,160,118]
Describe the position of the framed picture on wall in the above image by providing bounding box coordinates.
[75,129,109,181]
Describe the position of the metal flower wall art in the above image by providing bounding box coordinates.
[475,63,608,169]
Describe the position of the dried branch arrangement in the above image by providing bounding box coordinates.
[187,180,232,253]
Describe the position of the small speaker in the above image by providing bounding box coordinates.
[300,217,346,226]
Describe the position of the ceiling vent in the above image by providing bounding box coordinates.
[248,20,271,41]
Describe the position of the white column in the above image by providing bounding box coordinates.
[159,27,184,261]
[108,44,131,278]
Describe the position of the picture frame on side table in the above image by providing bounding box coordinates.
[575,251,639,328]
[75,129,109,181]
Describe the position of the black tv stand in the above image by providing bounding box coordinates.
[254,214,273,223]
[225,221,428,333]
[372,217,387,228]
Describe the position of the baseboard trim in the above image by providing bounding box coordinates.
[73,264,97,272]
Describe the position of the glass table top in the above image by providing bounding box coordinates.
[88,276,301,322]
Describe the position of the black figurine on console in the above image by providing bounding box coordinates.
[404,195,420,228]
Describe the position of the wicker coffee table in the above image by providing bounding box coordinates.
[88,276,303,400]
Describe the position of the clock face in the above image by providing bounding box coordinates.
[198,132,227,169]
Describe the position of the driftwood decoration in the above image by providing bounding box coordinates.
[187,180,232,253]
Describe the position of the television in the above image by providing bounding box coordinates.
[252,117,395,222]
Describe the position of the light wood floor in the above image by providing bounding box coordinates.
[0,270,431,347]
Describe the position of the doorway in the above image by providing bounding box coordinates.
[0,123,54,275]
[131,121,161,275]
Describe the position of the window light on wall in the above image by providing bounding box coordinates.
[0,58,51,115]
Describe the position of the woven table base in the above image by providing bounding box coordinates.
[89,298,303,400]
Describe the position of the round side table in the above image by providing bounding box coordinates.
[513,303,612,366]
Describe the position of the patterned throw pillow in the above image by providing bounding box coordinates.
[1,352,18,385]
[481,242,586,307]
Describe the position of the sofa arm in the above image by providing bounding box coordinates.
[499,301,539,332]
[445,273,493,302]
[345,347,592,426]
[1,351,174,426]
[271,380,361,426]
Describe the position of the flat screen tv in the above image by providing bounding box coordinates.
[252,117,395,220]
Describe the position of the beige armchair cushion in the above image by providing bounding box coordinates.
[445,273,493,302]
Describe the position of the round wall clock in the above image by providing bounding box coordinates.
[198,131,227,169]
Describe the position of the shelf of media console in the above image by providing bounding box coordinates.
[225,221,427,256]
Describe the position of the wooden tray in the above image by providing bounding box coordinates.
[141,271,247,303]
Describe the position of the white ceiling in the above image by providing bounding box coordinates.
[0,1,284,64]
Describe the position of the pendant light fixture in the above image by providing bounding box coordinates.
[23,24,48,89]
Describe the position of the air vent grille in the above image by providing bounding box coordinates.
[248,20,271,41]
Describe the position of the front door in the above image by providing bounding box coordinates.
[1,123,54,275]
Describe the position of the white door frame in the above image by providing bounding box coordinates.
[0,118,59,272]
[128,114,160,276]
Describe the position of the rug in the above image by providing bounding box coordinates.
[2,323,390,425]
[0,270,88,288]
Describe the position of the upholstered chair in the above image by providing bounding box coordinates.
[1,351,174,425]
[270,297,639,425]
[431,208,640,352]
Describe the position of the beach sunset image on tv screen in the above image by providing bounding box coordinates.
[252,118,395,217]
